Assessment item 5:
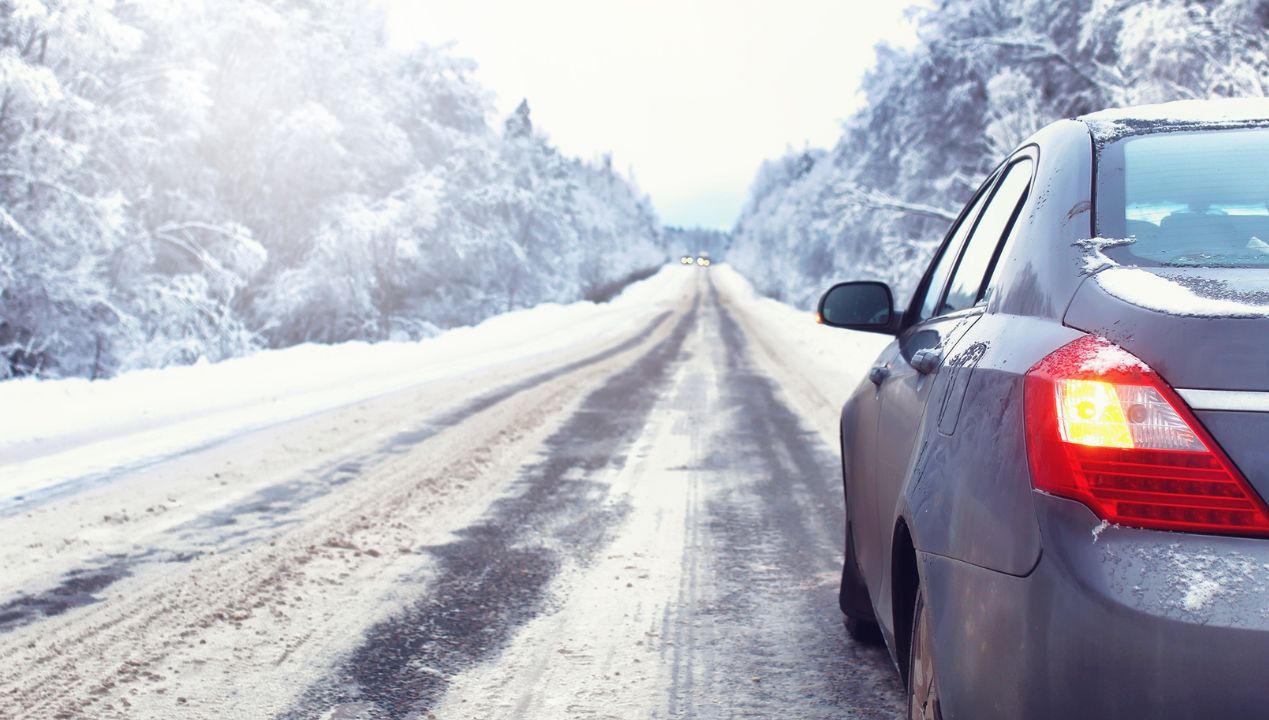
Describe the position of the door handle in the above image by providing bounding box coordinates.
[868,364,890,386]
[911,347,943,375]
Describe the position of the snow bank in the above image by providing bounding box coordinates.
[712,266,891,412]
[0,267,689,501]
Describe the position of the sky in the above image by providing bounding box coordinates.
[382,1,921,229]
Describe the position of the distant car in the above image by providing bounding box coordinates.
[680,255,694,265]
[695,257,711,267]
[816,100,1269,719]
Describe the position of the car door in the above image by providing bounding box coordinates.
[859,154,1038,594]
[850,171,995,587]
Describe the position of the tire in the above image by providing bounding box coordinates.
[839,522,882,645]
[843,615,883,645]
[906,586,944,720]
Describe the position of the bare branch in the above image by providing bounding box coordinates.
[837,185,959,223]
[155,221,251,242]
[0,206,37,245]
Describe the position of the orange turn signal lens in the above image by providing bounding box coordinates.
[1055,379,1134,449]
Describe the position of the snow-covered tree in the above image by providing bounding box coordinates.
[0,0,665,379]
[729,0,1269,309]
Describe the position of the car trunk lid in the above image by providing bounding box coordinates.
[1064,267,1269,501]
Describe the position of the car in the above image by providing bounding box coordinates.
[680,255,695,265]
[815,99,1269,720]
[696,256,711,267]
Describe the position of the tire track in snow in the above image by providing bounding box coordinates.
[0,292,692,719]
[284,295,700,719]
[0,311,673,635]
[655,285,901,718]
[355,275,901,718]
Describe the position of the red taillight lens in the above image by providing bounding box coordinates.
[1024,335,1269,536]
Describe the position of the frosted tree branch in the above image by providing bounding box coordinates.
[154,221,251,243]
[0,170,97,208]
[0,206,37,245]
[957,35,1130,104]
[838,186,959,223]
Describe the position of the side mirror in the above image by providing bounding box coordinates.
[817,281,898,334]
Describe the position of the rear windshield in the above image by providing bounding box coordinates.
[1096,128,1269,268]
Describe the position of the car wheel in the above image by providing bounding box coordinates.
[906,586,943,720]
[839,522,882,645]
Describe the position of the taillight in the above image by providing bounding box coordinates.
[1024,335,1269,536]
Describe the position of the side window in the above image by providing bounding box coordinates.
[916,177,995,322]
[942,158,1034,312]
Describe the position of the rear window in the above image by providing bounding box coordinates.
[1096,128,1269,268]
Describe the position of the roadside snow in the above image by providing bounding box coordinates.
[711,266,890,446]
[713,266,889,391]
[1,263,880,514]
[0,267,689,501]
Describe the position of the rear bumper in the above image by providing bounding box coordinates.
[922,493,1269,720]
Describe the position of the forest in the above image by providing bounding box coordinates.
[0,0,665,379]
[728,0,1269,309]
[7,0,1269,381]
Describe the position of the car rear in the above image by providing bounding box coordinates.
[932,116,1269,719]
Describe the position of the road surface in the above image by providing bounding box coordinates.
[0,271,902,719]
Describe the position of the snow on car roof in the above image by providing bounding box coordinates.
[1079,98,1269,143]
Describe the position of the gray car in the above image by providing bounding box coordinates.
[817,99,1269,719]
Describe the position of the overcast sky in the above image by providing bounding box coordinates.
[382,1,920,229]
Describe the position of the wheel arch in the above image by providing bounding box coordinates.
[891,517,920,690]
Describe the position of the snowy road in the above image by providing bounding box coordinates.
[0,269,901,719]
